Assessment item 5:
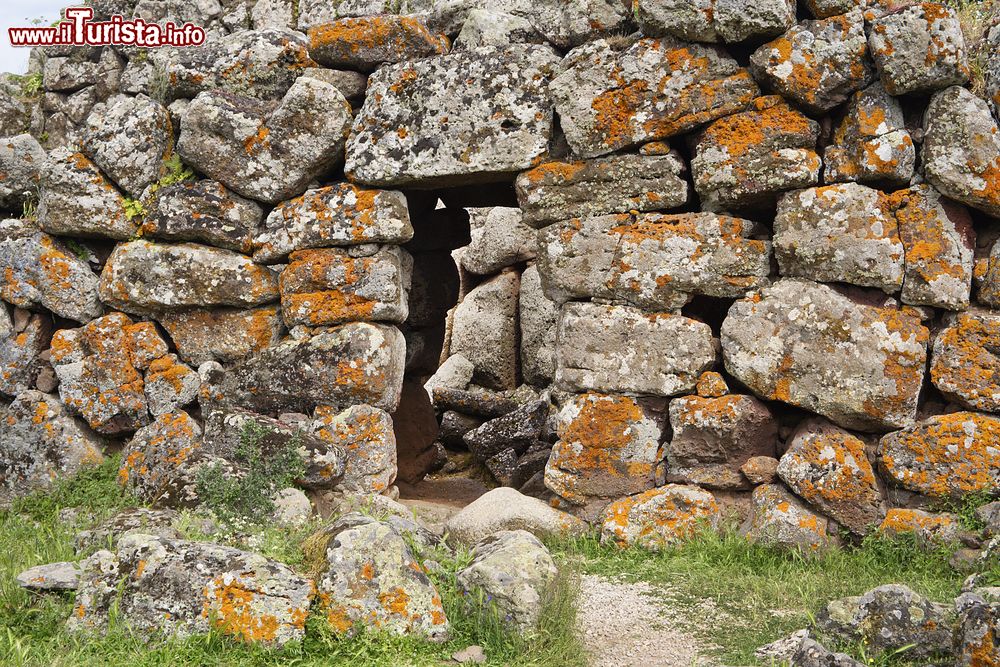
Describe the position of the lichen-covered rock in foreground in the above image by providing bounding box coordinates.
[954,587,1000,667]
[722,279,928,432]
[555,302,716,398]
[345,45,560,187]
[538,212,771,311]
[922,86,1000,218]
[36,149,134,240]
[545,393,665,505]
[691,96,821,211]
[279,245,412,327]
[253,183,413,264]
[750,10,872,114]
[816,585,953,659]
[307,16,448,71]
[601,485,720,550]
[773,183,903,293]
[69,533,313,645]
[99,241,279,315]
[515,154,688,228]
[208,322,406,414]
[315,513,449,640]
[742,483,836,552]
[0,219,103,323]
[878,412,1000,500]
[931,312,1000,413]
[457,530,557,631]
[868,2,969,96]
[667,394,779,490]
[0,390,103,504]
[177,77,352,204]
[777,418,885,536]
[551,37,757,158]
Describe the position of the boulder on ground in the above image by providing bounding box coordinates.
[601,485,720,550]
[444,487,587,546]
[878,508,962,544]
[119,411,205,507]
[954,587,1000,667]
[16,562,80,591]
[457,530,557,631]
[722,279,928,432]
[742,483,836,552]
[551,37,758,158]
[69,533,313,645]
[315,513,450,640]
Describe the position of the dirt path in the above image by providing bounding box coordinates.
[576,574,719,667]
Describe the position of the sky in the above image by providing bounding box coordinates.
[0,0,69,74]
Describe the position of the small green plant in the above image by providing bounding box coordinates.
[63,238,91,262]
[20,196,37,221]
[159,153,195,188]
[932,489,996,532]
[195,422,306,527]
[16,72,42,98]
[122,197,146,221]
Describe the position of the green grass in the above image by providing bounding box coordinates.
[548,527,970,666]
[0,459,583,667]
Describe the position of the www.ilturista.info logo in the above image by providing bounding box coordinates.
[8,7,206,48]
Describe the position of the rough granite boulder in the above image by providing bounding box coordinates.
[514,154,689,228]
[16,562,80,591]
[0,391,103,504]
[143,354,200,416]
[556,302,717,398]
[315,513,449,639]
[0,219,103,323]
[0,310,51,397]
[307,16,449,71]
[545,393,665,505]
[279,245,412,327]
[143,180,264,254]
[69,533,313,645]
[444,487,587,545]
[773,183,904,293]
[207,322,406,414]
[177,77,352,204]
[895,184,975,311]
[74,507,181,554]
[931,311,1000,413]
[750,10,872,114]
[457,530,557,631]
[253,183,413,264]
[99,241,279,315]
[923,86,1000,219]
[633,0,795,43]
[878,508,962,544]
[868,2,969,96]
[722,279,928,432]
[538,212,771,311]
[458,207,536,276]
[463,400,548,462]
[691,96,821,210]
[551,37,758,158]
[36,149,134,240]
[742,483,836,552]
[157,306,284,366]
[777,418,885,536]
[82,94,172,196]
[824,83,915,187]
[448,272,519,391]
[878,412,1000,500]
[311,404,397,494]
[345,44,560,187]
[601,485,721,550]
[817,585,953,659]
[518,265,558,387]
[954,587,1000,667]
[119,411,205,507]
[667,394,779,490]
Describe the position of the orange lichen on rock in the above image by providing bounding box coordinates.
[601,485,720,550]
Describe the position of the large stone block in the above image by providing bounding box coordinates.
[931,311,1000,413]
[345,45,560,187]
[539,212,771,311]
[158,306,284,366]
[722,279,928,432]
[82,94,172,196]
[634,0,796,43]
[36,148,134,240]
[550,37,758,158]
[307,16,448,71]
[144,179,264,254]
[449,272,519,391]
[555,302,716,397]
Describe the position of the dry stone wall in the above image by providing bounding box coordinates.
[1,0,1000,587]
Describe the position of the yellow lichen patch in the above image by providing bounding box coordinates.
[930,313,1000,410]
[307,16,446,60]
[206,577,280,643]
[878,508,954,537]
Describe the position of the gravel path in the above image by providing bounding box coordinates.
[576,574,719,667]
